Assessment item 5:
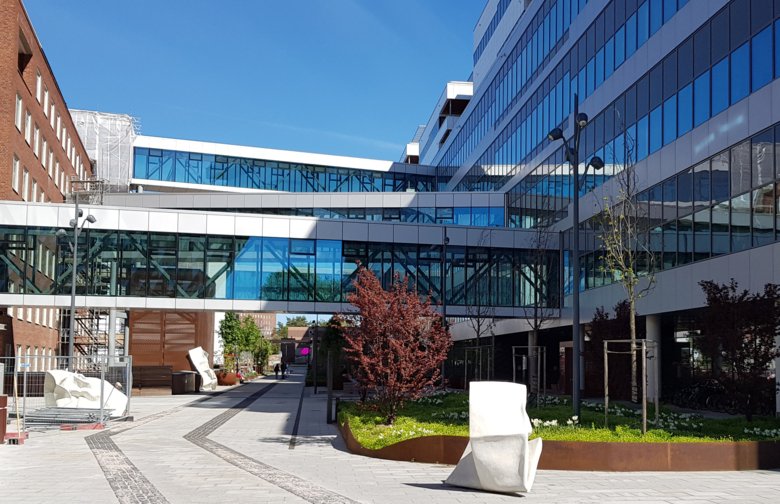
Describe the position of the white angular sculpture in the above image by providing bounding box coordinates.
[445,381,542,493]
[188,346,217,391]
[43,370,129,417]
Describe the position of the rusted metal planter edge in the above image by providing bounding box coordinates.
[338,421,780,471]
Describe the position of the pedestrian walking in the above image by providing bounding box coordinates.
[274,362,280,379]
[281,359,288,379]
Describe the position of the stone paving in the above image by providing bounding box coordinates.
[2,366,780,503]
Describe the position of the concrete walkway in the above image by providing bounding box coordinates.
[1,365,779,503]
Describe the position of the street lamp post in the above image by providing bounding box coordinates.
[57,198,96,372]
[441,228,449,388]
[547,94,604,417]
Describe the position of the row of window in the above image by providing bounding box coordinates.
[12,345,58,371]
[6,302,59,331]
[133,148,436,193]
[473,0,514,64]
[510,0,780,228]
[0,227,558,308]
[23,76,88,181]
[10,155,61,203]
[442,0,691,190]
[204,206,506,227]
[441,0,592,180]
[577,122,780,292]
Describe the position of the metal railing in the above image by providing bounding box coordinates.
[0,353,132,432]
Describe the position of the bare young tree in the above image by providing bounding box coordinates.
[597,126,656,403]
[465,303,496,381]
[517,208,558,391]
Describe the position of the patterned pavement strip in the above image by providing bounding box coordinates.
[84,387,235,504]
[184,381,363,504]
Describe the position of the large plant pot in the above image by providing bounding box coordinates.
[217,372,238,386]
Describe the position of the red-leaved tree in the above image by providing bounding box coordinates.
[342,266,451,424]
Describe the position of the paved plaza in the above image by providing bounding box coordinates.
[2,367,779,504]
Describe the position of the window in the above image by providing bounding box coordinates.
[711,9,730,64]
[679,85,695,136]
[12,156,20,193]
[41,139,47,169]
[56,114,61,140]
[32,180,38,203]
[35,70,42,102]
[731,140,752,196]
[14,94,23,130]
[693,71,710,127]
[22,169,29,201]
[55,162,60,187]
[50,103,56,129]
[751,26,773,91]
[43,87,49,117]
[712,58,730,116]
[24,111,32,144]
[33,124,39,157]
[730,42,750,103]
[649,106,662,153]
[752,129,774,187]
[711,152,730,202]
[663,95,677,145]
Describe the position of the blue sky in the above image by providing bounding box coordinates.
[25,0,485,161]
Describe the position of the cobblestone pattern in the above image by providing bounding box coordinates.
[185,382,362,504]
[84,389,235,504]
[86,432,169,504]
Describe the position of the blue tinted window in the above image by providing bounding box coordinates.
[650,106,663,153]
[615,25,626,67]
[678,84,693,135]
[776,20,780,78]
[637,115,649,160]
[712,58,730,115]
[586,58,595,96]
[596,49,605,87]
[664,0,677,23]
[650,0,663,35]
[730,42,750,103]
[605,38,615,79]
[752,26,773,91]
[626,14,637,57]
[694,71,710,127]
[663,96,677,145]
[454,207,470,226]
[638,1,650,46]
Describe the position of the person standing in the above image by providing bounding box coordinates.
[274,362,280,379]
[281,359,288,379]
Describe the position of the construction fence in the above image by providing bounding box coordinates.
[1,353,132,431]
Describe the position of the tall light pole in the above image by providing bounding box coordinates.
[57,199,97,372]
[547,94,604,417]
[441,228,449,388]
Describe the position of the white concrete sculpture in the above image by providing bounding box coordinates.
[188,346,217,391]
[445,381,542,493]
[43,370,129,417]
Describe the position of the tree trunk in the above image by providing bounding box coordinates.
[528,329,538,395]
[629,296,638,403]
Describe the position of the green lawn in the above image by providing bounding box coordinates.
[338,392,780,450]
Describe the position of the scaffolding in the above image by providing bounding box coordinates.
[71,109,139,193]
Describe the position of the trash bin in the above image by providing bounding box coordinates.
[171,371,196,394]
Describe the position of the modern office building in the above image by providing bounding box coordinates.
[0,0,93,360]
[1,0,779,410]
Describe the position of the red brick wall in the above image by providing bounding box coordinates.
[0,0,94,357]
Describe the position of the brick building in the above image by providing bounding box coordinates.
[238,312,277,339]
[0,0,93,359]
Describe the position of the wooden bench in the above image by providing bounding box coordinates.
[132,366,172,389]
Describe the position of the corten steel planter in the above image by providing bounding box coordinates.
[338,421,780,471]
[216,372,238,386]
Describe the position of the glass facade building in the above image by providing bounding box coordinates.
[133,147,437,193]
[0,225,559,308]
